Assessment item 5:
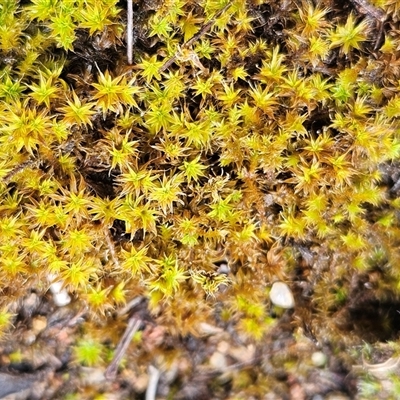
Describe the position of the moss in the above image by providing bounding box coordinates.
[1,0,400,372]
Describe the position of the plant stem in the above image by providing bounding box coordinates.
[145,365,160,400]
[127,0,133,64]
[104,316,142,380]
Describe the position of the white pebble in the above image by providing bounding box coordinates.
[209,351,227,371]
[48,279,71,307]
[52,289,71,307]
[312,351,327,367]
[269,282,295,308]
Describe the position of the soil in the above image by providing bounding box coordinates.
[1,256,400,399]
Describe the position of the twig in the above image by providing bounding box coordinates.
[353,355,400,379]
[349,0,386,51]
[349,0,386,21]
[127,0,133,64]
[2,159,37,183]
[158,3,231,73]
[145,365,160,400]
[104,228,122,270]
[104,316,142,380]
[117,296,145,317]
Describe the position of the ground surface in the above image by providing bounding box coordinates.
[1,284,400,399]
[2,0,400,399]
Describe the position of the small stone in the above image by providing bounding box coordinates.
[0,372,37,398]
[121,369,149,393]
[53,290,71,307]
[217,263,230,274]
[20,292,40,318]
[198,322,223,336]
[229,344,255,364]
[269,282,295,309]
[80,367,106,385]
[209,351,227,371]
[23,331,36,345]
[31,316,47,335]
[49,281,71,307]
[133,373,150,393]
[217,341,230,354]
[312,351,327,368]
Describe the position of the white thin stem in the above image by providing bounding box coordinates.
[145,365,160,400]
[127,0,133,64]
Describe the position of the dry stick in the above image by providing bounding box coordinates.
[104,228,122,270]
[145,365,160,400]
[127,0,133,64]
[3,159,37,183]
[117,296,145,317]
[349,0,387,51]
[349,0,386,21]
[104,316,142,380]
[158,3,231,73]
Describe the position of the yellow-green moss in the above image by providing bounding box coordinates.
[0,0,400,344]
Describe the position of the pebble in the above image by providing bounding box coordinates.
[80,367,106,385]
[121,368,149,393]
[229,344,255,364]
[19,292,40,318]
[198,322,223,336]
[31,316,47,335]
[48,280,71,307]
[217,263,230,274]
[269,282,295,308]
[311,351,327,368]
[0,372,37,398]
[209,351,227,371]
[217,341,230,354]
[22,331,36,346]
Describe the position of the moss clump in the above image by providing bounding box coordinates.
[1,0,400,352]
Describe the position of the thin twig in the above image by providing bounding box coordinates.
[145,365,160,400]
[349,0,386,51]
[104,316,142,380]
[127,0,133,64]
[2,159,37,183]
[158,3,231,73]
[104,228,122,270]
[349,0,386,21]
[117,296,145,317]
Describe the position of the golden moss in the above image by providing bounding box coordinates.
[0,0,400,347]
